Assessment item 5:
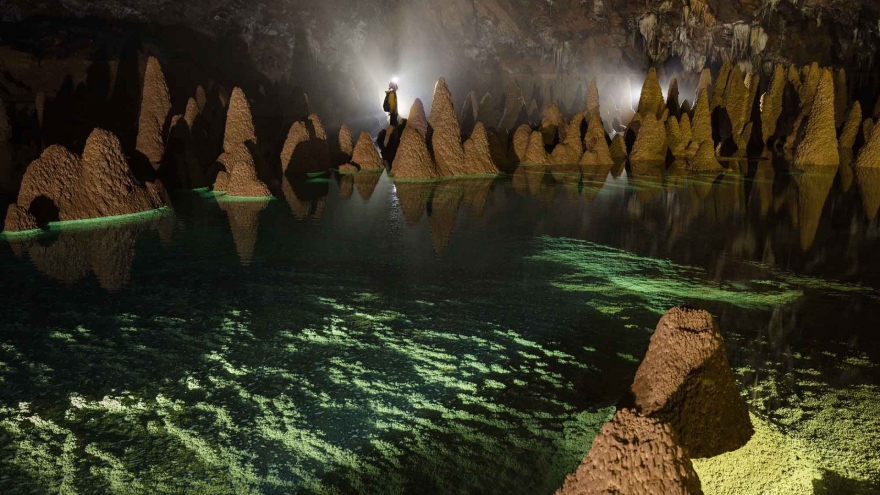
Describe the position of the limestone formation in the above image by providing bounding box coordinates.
[462,123,498,174]
[408,98,429,137]
[695,68,712,104]
[135,56,172,168]
[785,64,822,151]
[667,117,687,158]
[347,132,383,171]
[460,91,479,136]
[855,118,880,169]
[428,78,466,176]
[556,408,702,495]
[793,70,839,167]
[308,113,328,141]
[863,118,875,143]
[580,114,613,165]
[610,134,627,161]
[585,79,600,119]
[523,131,550,165]
[679,114,694,150]
[390,125,438,179]
[631,307,753,458]
[4,129,168,232]
[280,121,310,173]
[223,87,257,153]
[711,61,732,111]
[692,89,713,146]
[512,125,532,163]
[722,66,750,140]
[630,114,667,162]
[688,141,722,172]
[221,145,271,198]
[339,125,354,158]
[839,102,862,150]
[540,102,565,145]
[761,65,786,144]
[637,68,665,120]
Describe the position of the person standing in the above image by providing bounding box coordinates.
[384,81,399,126]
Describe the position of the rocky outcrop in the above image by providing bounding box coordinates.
[631,307,753,458]
[462,123,498,175]
[135,56,172,168]
[390,125,437,179]
[428,78,465,176]
[349,132,383,171]
[556,408,702,495]
[793,69,839,167]
[4,129,168,232]
[630,114,667,162]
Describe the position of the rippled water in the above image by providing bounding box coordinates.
[1,161,879,494]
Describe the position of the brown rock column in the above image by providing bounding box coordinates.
[390,125,438,179]
[350,132,383,171]
[428,78,465,176]
[136,57,172,168]
[462,123,497,175]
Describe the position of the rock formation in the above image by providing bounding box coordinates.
[390,125,438,179]
[692,89,713,146]
[610,134,628,161]
[223,87,258,154]
[585,79,600,120]
[855,117,880,169]
[280,121,310,173]
[135,56,172,168]
[793,69,839,167]
[637,68,665,120]
[630,114,667,162]
[540,102,564,145]
[839,102,862,150]
[428,78,465,176]
[218,198,270,266]
[631,307,753,458]
[477,92,501,130]
[339,125,354,158]
[761,65,786,144]
[499,83,526,131]
[221,145,271,197]
[408,98,429,137]
[580,114,613,166]
[522,130,550,165]
[552,113,585,165]
[865,119,875,143]
[667,117,687,157]
[462,123,498,175]
[556,408,702,495]
[4,129,168,232]
[349,132,383,171]
[688,141,722,171]
[695,69,712,104]
[512,125,532,163]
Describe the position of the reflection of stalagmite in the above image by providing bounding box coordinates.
[428,183,463,256]
[688,141,722,172]
[523,131,550,165]
[581,115,613,165]
[839,150,854,193]
[354,171,383,201]
[630,114,667,162]
[462,123,498,174]
[394,181,434,223]
[390,125,438,179]
[856,166,880,221]
[136,57,172,168]
[337,173,354,199]
[793,70,839,167]
[548,163,581,198]
[218,199,269,266]
[855,116,880,169]
[281,178,326,220]
[350,132,383,171]
[692,89,713,146]
[511,164,544,196]
[838,102,862,150]
[5,129,168,232]
[750,161,775,218]
[540,102,565,145]
[631,307,753,459]
[585,79,600,120]
[629,161,664,204]
[429,78,465,176]
[455,178,494,216]
[556,408,702,495]
[339,125,354,158]
[638,68,665,119]
[580,163,611,203]
[791,165,836,250]
[408,98,428,137]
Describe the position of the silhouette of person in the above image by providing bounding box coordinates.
[384,81,399,126]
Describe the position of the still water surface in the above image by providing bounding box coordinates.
[1,161,878,494]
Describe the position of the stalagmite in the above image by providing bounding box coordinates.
[580,114,613,166]
[722,66,750,140]
[711,61,732,110]
[855,118,880,169]
[428,78,465,176]
[695,68,712,104]
[666,78,680,117]
[834,69,848,129]
[761,65,786,144]
[667,117,687,157]
[4,129,168,232]
[630,114,667,162]
[637,68,665,119]
[224,145,271,197]
[631,307,753,458]
[679,113,693,148]
[462,122,498,174]
[477,92,501,129]
[408,98,428,137]
[610,134,627,161]
[223,87,257,153]
[793,70,839,167]
[523,131,550,165]
[692,89,713,146]
[339,125,354,158]
[390,125,438,179]
[350,132,383,171]
[280,122,310,173]
[540,102,565,146]
[136,56,172,168]
[585,79,600,119]
[460,91,479,136]
[512,125,532,163]
[556,408,702,495]
[499,83,526,131]
[839,102,862,150]
[689,141,722,172]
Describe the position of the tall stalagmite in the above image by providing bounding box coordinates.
[855,117,880,169]
[839,102,862,150]
[585,79,600,119]
[630,114,667,162]
[391,125,438,179]
[429,78,465,176]
[512,125,532,163]
[692,89,713,146]
[688,141,723,172]
[462,123,498,174]
[280,122,310,173]
[339,125,354,158]
[581,114,613,165]
[541,102,565,145]
[223,87,257,153]
[637,68,666,120]
[523,131,550,165]
[350,132,383,171]
[793,70,840,167]
[408,98,429,137]
[136,56,172,168]
[556,408,702,495]
[631,307,753,458]
[695,68,712,104]
[224,145,271,197]
[761,65,786,144]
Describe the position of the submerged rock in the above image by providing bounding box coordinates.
[350,132,383,171]
[556,408,702,495]
[428,78,465,176]
[390,125,437,179]
[462,123,497,175]
[4,129,168,232]
[793,70,839,167]
[631,307,753,458]
[136,56,172,168]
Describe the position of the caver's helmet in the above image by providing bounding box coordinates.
[389,81,399,91]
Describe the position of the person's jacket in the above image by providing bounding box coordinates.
[384,90,398,114]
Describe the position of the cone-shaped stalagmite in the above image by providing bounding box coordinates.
[349,132,383,171]
[630,114,667,162]
[610,134,627,161]
[667,118,687,157]
[523,131,550,165]
[864,119,875,143]
[462,123,498,175]
[692,89,713,146]
[793,70,839,167]
[631,307,752,458]
[761,65,786,144]
[581,114,613,165]
[689,141,722,172]
[280,122,310,173]
[339,125,354,158]
[512,125,532,163]
[855,117,880,169]
[541,102,565,145]
[585,79,600,119]
[136,56,172,168]
[391,125,438,179]
[556,408,702,495]
[839,102,862,150]
[552,112,585,165]
[638,68,666,119]
[224,87,257,153]
[224,145,271,197]
[408,98,428,137]
[428,78,465,176]
[695,68,712,104]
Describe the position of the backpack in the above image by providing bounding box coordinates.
[383,91,391,112]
